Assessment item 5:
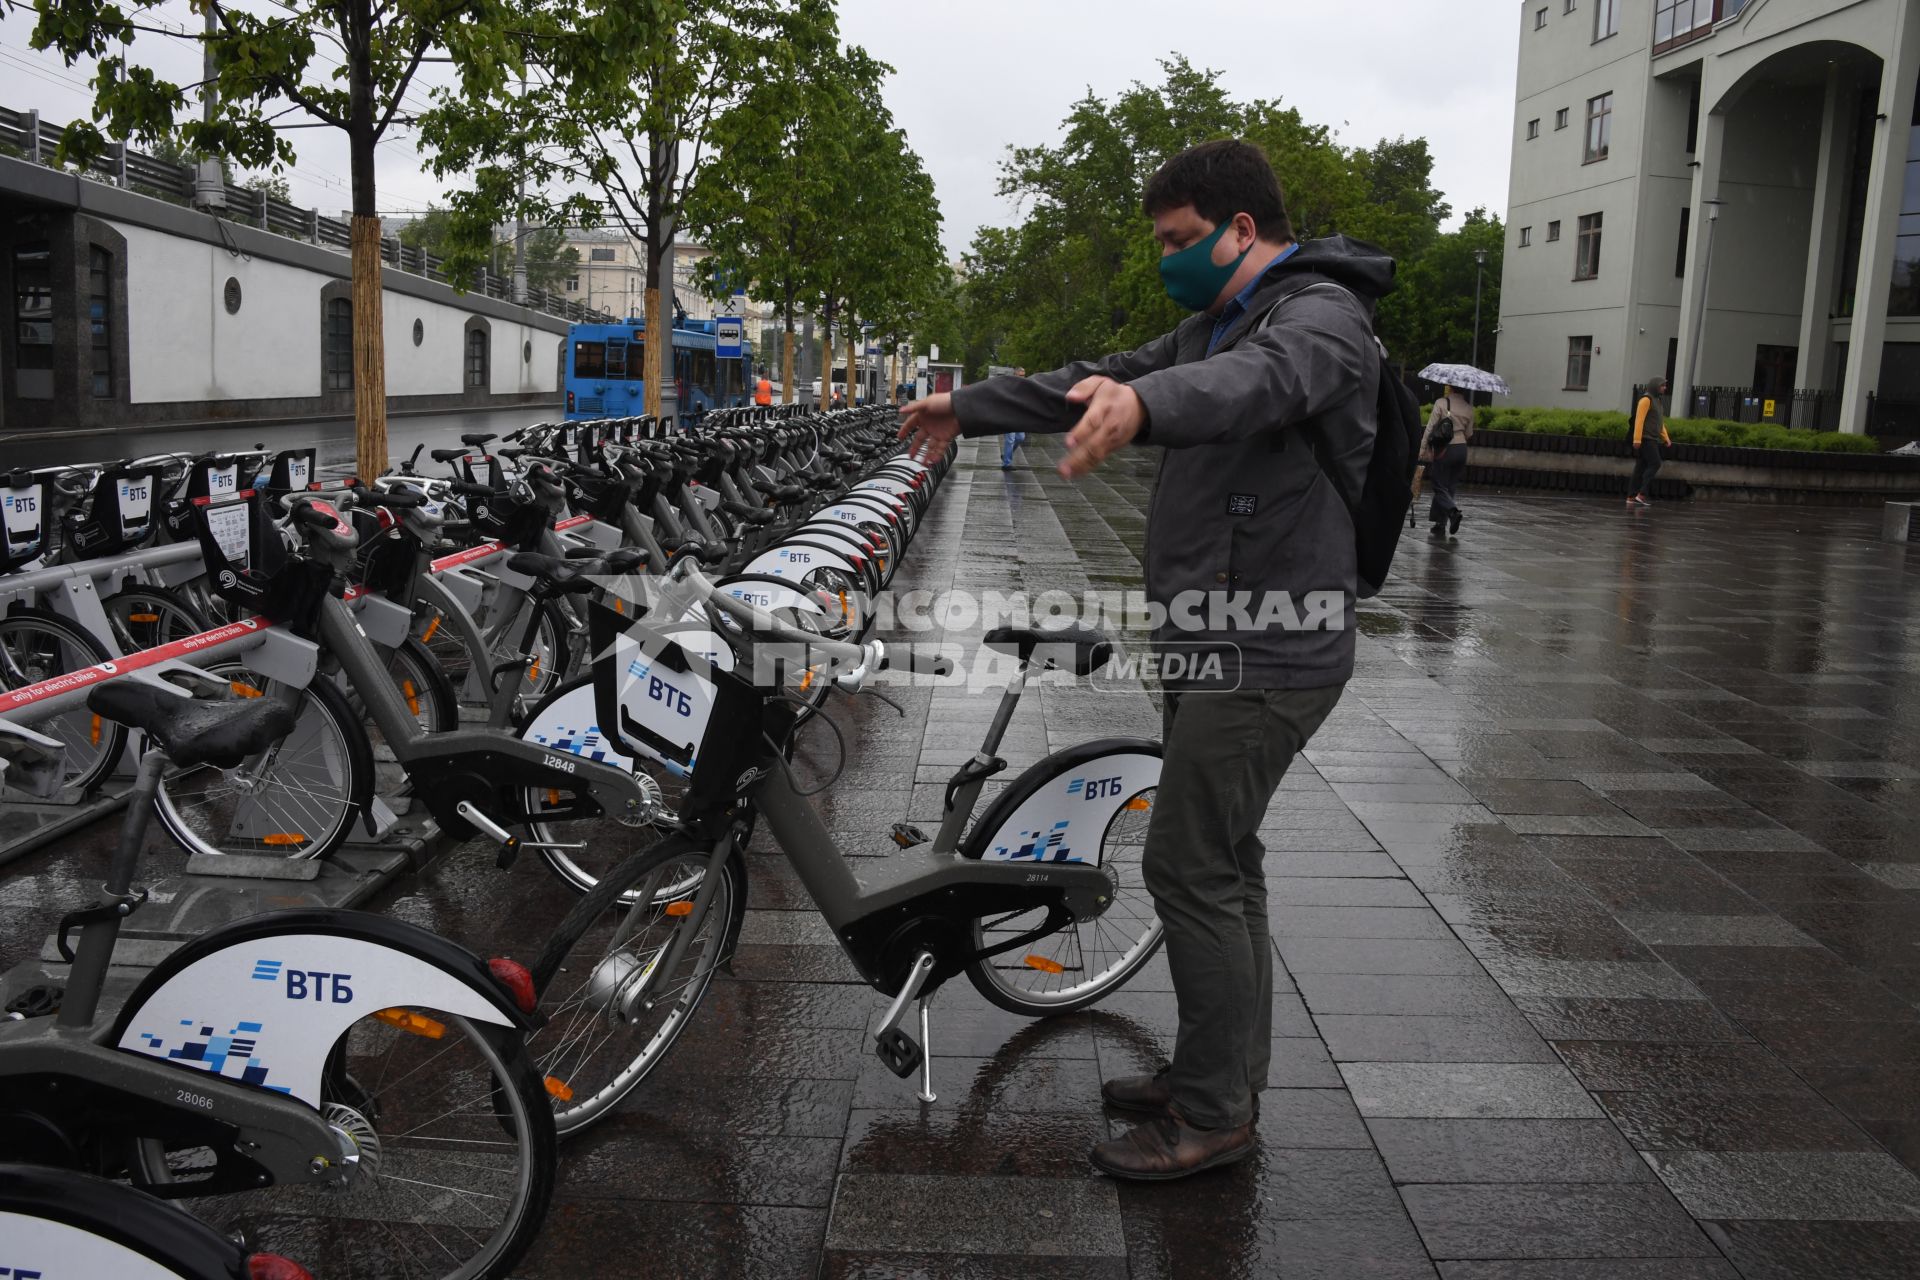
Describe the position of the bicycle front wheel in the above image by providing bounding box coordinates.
[529,841,743,1138]
[132,1014,554,1280]
[100,585,209,653]
[0,606,126,795]
[155,664,369,860]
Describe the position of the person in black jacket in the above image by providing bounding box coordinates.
[900,140,1388,1181]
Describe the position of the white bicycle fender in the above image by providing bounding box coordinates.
[975,749,1162,864]
[116,929,515,1108]
[0,1212,192,1278]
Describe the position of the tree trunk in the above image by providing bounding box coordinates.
[782,325,796,406]
[846,327,857,407]
[349,216,389,481]
[643,280,664,421]
[886,349,897,406]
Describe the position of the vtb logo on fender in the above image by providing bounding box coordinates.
[1071,775,1126,801]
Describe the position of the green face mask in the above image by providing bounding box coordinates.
[1159,220,1249,312]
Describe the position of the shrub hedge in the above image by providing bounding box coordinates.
[1423,404,1880,454]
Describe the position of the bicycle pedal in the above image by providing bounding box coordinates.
[874,1026,924,1079]
[5,985,64,1019]
[889,822,928,849]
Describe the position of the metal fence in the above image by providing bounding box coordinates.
[0,104,615,326]
[1671,385,1843,431]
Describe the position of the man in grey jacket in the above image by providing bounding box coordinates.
[901,139,1392,1180]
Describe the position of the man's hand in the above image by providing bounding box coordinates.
[1060,376,1145,478]
[898,392,960,462]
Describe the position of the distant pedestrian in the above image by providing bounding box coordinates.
[999,431,1026,469]
[1628,377,1671,507]
[755,376,773,406]
[1424,385,1473,535]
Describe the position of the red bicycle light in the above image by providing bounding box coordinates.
[248,1255,317,1280]
[488,957,538,1014]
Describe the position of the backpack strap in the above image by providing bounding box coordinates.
[1247,279,1381,508]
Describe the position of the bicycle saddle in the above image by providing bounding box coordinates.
[983,624,1114,676]
[506,551,604,593]
[86,684,297,769]
[430,448,466,463]
[460,432,498,447]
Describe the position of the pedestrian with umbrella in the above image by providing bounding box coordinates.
[1415,363,1508,537]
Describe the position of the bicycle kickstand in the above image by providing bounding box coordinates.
[872,951,939,1103]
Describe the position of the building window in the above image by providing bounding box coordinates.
[589,247,616,262]
[466,328,489,389]
[1527,119,1541,140]
[565,276,579,293]
[88,247,113,398]
[1676,207,1691,277]
[1535,7,1548,29]
[1547,220,1562,242]
[1555,108,1570,130]
[1654,0,1716,53]
[1575,213,1603,280]
[1890,79,1920,317]
[1519,226,1533,248]
[1594,0,1621,39]
[1685,82,1700,152]
[1566,336,1594,391]
[1565,0,1577,10]
[1584,93,1613,163]
[12,241,53,399]
[324,296,353,391]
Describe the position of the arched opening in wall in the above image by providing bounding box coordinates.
[467,326,489,388]
[324,296,353,391]
[88,246,113,398]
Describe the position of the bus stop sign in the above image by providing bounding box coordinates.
[716,316,743,359]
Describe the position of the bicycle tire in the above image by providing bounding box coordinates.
[0,605,127,795]
[99,584,210,653]
[528,840,744,1138]
[962,743,1166,1016]
[154,666,371,861]
[491,597,564,708]
[357,635,459,795]
[130,1016,555,1280]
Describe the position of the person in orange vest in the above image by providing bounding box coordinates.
[755,375,772,406]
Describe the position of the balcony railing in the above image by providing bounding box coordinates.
[0,103,616,326]
[1652,0,1747,56]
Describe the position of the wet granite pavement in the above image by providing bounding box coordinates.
[5,435,1920,1277]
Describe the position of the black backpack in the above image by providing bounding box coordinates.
[1259,282,1423,599]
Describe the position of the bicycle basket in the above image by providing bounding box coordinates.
[0,473,50,573]
[61,463,161,560]
[189,485,334,630]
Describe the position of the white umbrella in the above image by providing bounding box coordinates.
[1417,363,1510,396]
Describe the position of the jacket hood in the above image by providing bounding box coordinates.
[1271,234,1397,302]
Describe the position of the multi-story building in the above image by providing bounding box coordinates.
[1497,0,1918,433]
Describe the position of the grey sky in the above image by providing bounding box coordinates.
[1,0,1519,255]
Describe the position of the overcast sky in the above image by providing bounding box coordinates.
[0,1,1519,255]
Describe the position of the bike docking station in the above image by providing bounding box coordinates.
[0,595,441,1019]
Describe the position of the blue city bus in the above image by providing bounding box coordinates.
[563,317,755,422]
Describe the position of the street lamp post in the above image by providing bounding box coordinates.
[1471,247,1489,370]
[1684,198,1725,418]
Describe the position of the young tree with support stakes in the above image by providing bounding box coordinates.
[421,0,784,423]
[31,0,518,483]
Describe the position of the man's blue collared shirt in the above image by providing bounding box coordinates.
[1207,242,1300,356]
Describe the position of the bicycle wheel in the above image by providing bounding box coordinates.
[355,636,458,795]
[155,665,369,861]
[528,841,744,1138]
[131,1014,554,1280]
[492,598,564,708]
[0,606,126,795]
[964,765,1165,1016]
[100,585,210,653]
[414,599,488,715]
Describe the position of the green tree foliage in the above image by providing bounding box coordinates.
[949,55,1483,380]
[398,207,578,291]
[1376,208,1503,371]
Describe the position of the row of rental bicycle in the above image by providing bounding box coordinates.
[0,404,1167,1278]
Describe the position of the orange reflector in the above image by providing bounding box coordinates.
[544,1075,575,1101]
[665,901,693,917]
[1125,797,1152,811]
[374,1008,446,1040]
[1024,955,1066,974]
[230,681,264,699]
[90,714,102,746]
[129,612,159,623]
[614,598,625,614]
[261,833,307,847]
[798,668,815,693]
[526,657,541,685]
[402,679,420,717]
[547,788,561,805]
[420,616,442,644]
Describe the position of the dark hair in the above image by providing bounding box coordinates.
[1142,139,1294,244]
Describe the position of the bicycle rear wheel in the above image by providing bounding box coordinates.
[154,665,369,861]
[132,1014,553,1280]
[0,606,126,795]
[99,585,209,653]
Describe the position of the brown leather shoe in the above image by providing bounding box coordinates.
[1100,1070,1172,1115]
[1101,1072,1260,1123]
[1088,1107,1255,1181]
